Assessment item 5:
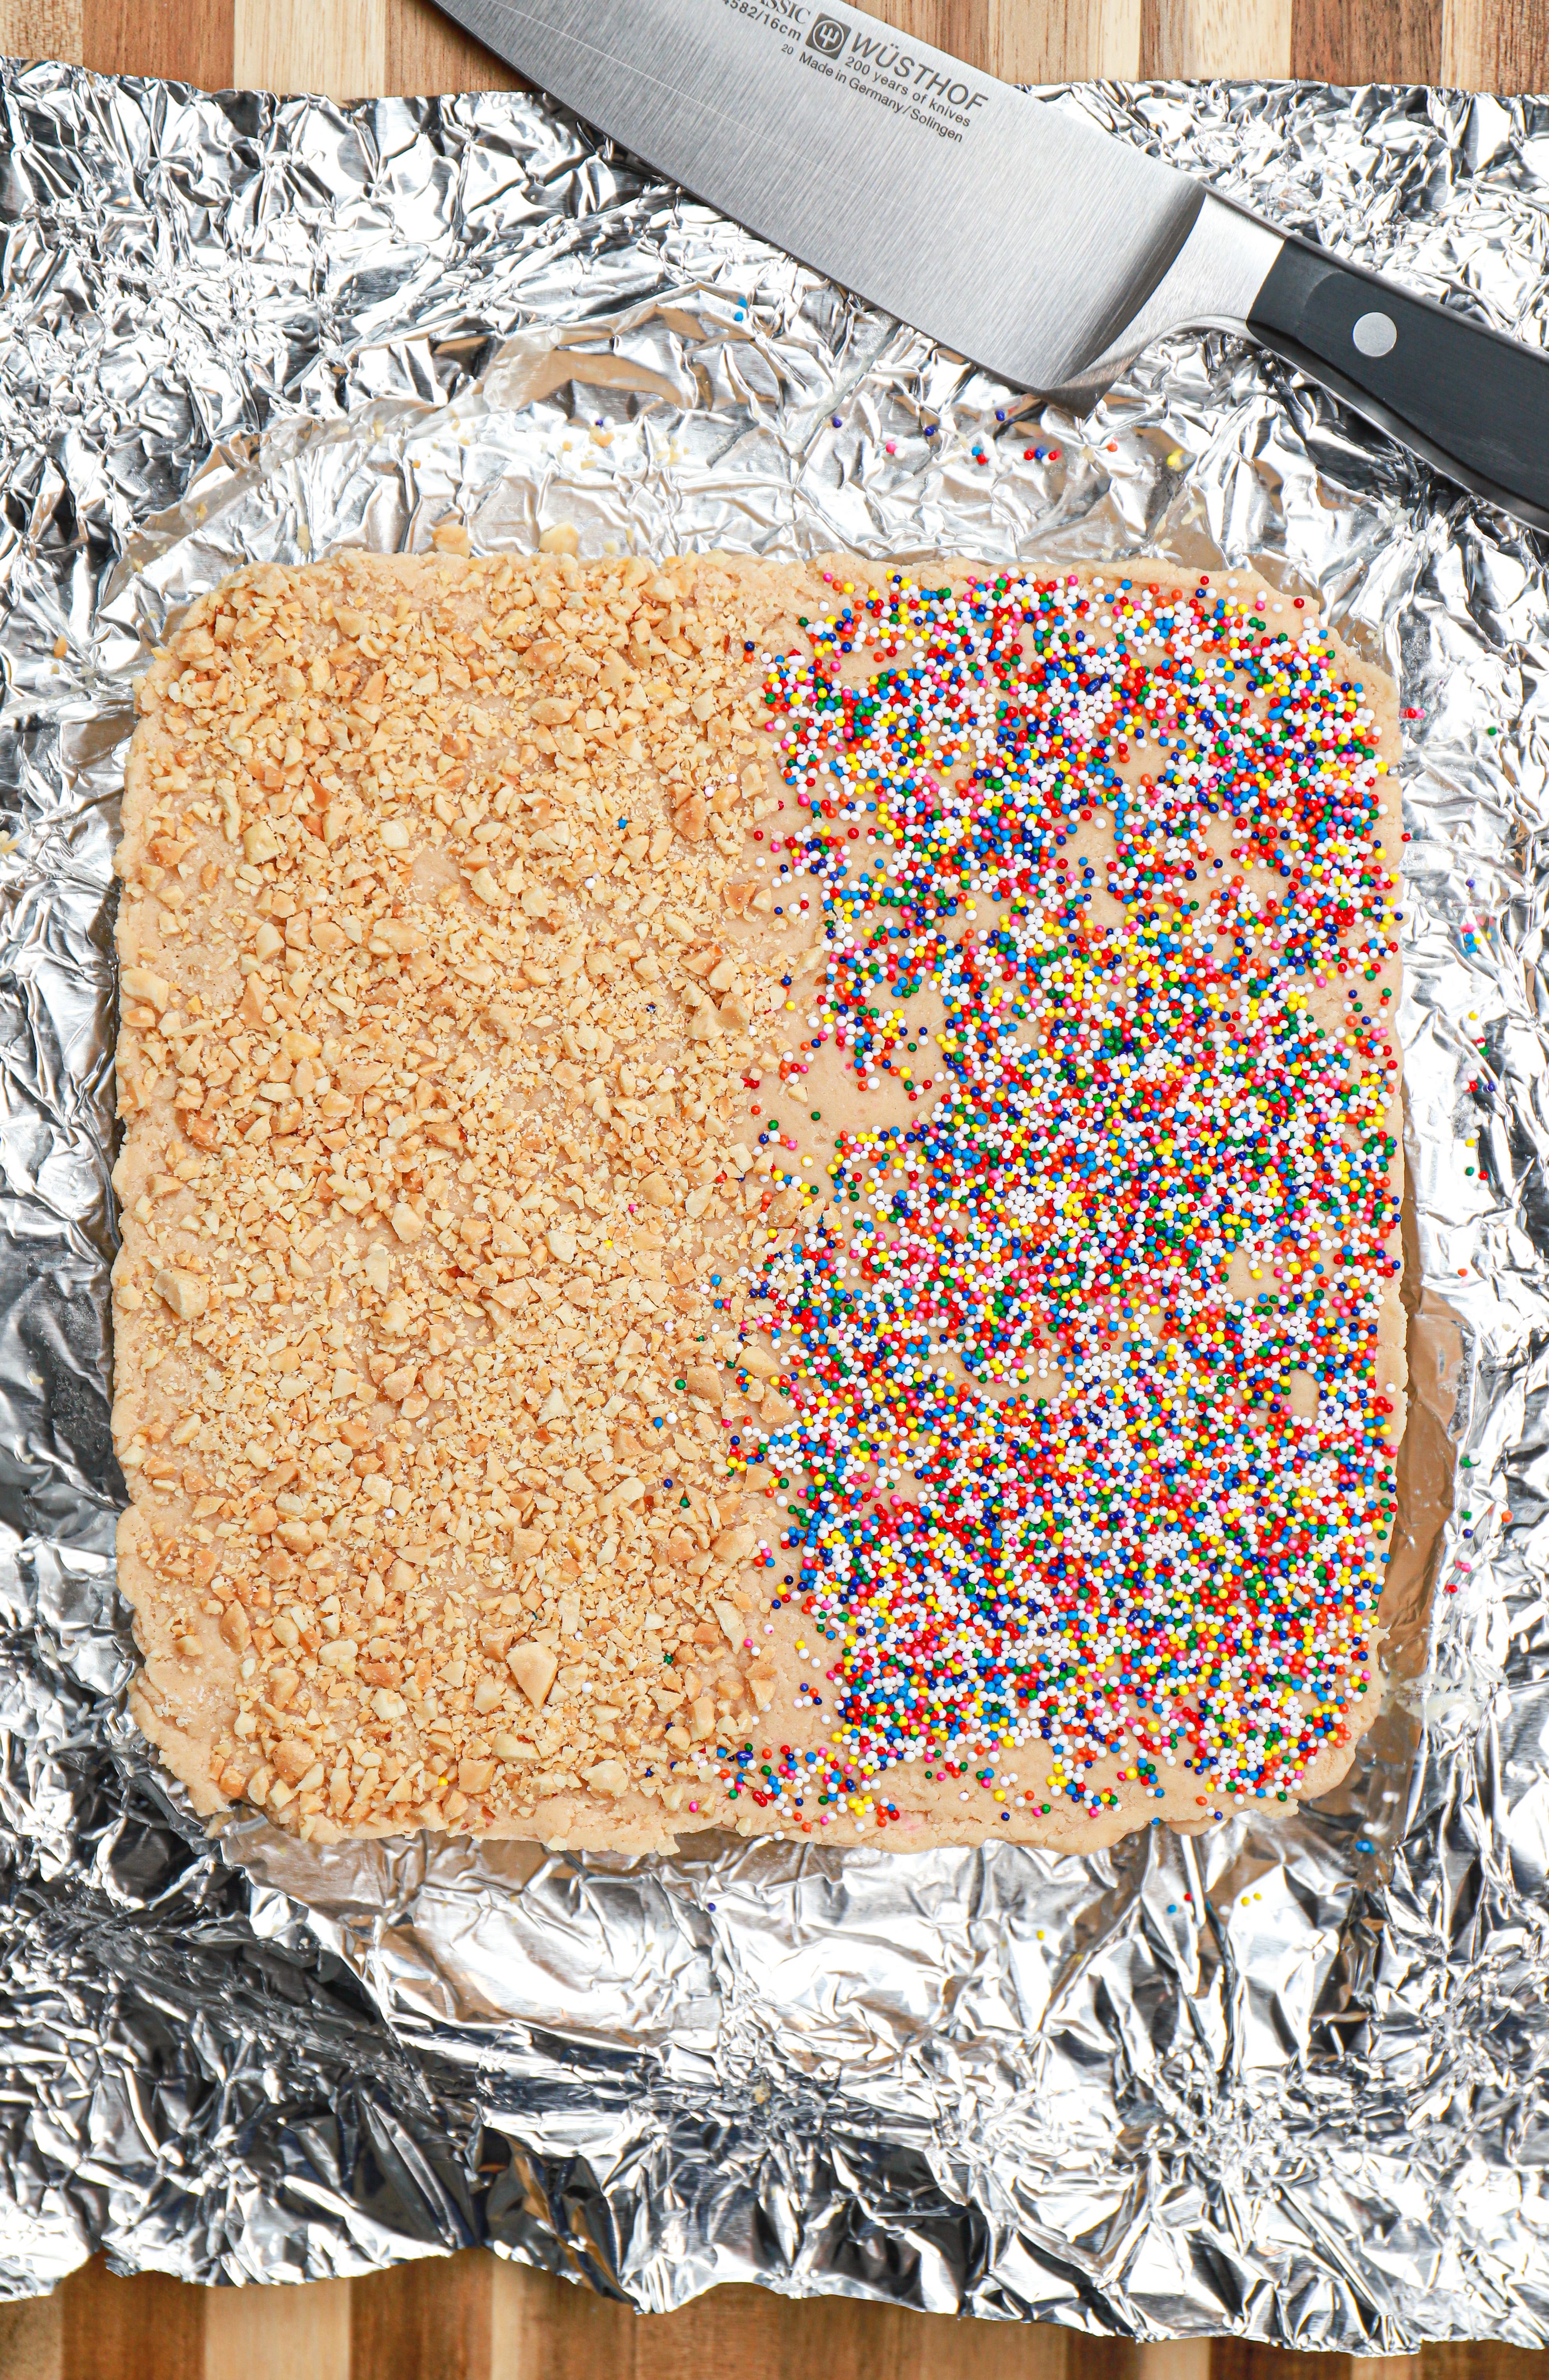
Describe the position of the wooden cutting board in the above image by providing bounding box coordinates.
[0,0,1541,2370]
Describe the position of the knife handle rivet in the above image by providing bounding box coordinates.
[1352,311,1397,358]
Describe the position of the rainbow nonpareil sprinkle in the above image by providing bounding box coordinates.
[733,568,1400,1830]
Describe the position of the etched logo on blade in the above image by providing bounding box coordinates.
[805,14,849,56]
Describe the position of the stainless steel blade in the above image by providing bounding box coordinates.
[434,0,1281,398]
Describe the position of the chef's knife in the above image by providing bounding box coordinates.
[433,0,1549,530]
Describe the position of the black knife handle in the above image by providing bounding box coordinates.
[1247,234,1549,530]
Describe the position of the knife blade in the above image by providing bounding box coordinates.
[435,0,1549,529]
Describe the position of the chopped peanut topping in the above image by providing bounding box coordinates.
[112,549,820,1849]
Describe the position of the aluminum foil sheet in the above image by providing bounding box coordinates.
[1,54,1547,2342]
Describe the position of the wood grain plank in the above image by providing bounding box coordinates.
[994,0,1144,78]
[1424,2350,1549,2380]
[385,0,525,94]
[1134,2343,1210,2380]
[1290,0,1442,79]
[492,2262,1075,2380]
[491,2261,640,2380]
[1140,0,1294,75]
[853,0,1141,76]
[851,1,993,69]
[80,0,233,86]
[203,2276,352,2380]
[57,2258,205,2380]
[1441,0,1549,86]
[350,2248,494,2380]
[1208,2343,1348,2380]
[231,0,388,97]
[0,0,81,62]
[0,2289,63,2380]
[1213,2349,1424,2380]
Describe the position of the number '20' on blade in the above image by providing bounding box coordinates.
[435,0,1207,395]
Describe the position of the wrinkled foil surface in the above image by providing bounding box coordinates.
[0,55,1545,2342]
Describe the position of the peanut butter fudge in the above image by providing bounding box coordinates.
[112,546,1403,1849]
